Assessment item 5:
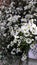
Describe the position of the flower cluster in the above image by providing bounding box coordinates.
[0,0,37,61]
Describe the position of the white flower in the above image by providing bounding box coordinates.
[7,15,13,21]
[34,27,37,35]
[10,2,15,7]
[32,39,34,42]
[10,41,14,47]
[33,13,37,16]
[17,40,21,47]
[21,24,29,33]
[30,23,36,34]
[30,44,35,49]
[21,18,27,22]
[21,54,27,61]
[26,38,32,44]
[32,27,37,35]
[7,15,18,22]
[16,48,21,53]
[15,28,21,35]
[10,29,14,36]
[0,11,2,15]
[11,48,16,55]
[24,6,28,10]
[13,38,17,43]
[35,36,37,40]
[16,7,23,11]
[13,15,21,21]
[11,51,15,55]
[0,55,2,59]
[24,31,30,37]
[3,33,6,37]
[25,14,33,19]
[17,15,21,18]
[7,44,10,49]
[12,48,16,51]
[14,35,19,39]
[17,43,20,47]
[28,19,34,26]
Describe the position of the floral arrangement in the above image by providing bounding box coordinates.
[0,0,37,62]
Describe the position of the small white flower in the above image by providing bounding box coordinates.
[21,18,27,22]
[24,6,28,10]
[7,44,10,49]
[17,43,20,47]
[13,38,17,43]
[10,41,14,47]
[21,25,29,33]
[11,48,16,55]
[26,38,32,44]
[12,48,16,51]
[21,54,27,61]
[3,33,6,37]
[14,35,19,39]
[30,23,36,35]
[7,15,13,21]
[10,2,15,7]
[11,51,15,55]
[24,32,30,37]
[15,28,21,35]
[32,39,34,42]
[0,11,2,15]
[17,15,21,18]
[30,44,35,49]
[10,29,14,36]
[25,14,33,19]
[16,48,21,53]
[33,13,37,16]
[0,55,2,59]
[35,36,37,40]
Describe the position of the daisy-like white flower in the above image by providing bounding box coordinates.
[0,55,2,59]
[30,44,35,49]
[16,48,21,53]
[21,18,27,22]
[17,43,20,47]
[7,15,12,21]
[30,23,36,35]
[15,28,21,35]
[21,53,27,61]
[3,33,6,37]
[17,40,21,47]
[10,1,15,7]
[13,15,21,20]
[7,44,10,49]
[10,41,14,47]
[32,39,34,42]
[21,24,29,34]
[28,19,34,26]
[16,7,23,11]
[26,38,32,44]
[0,11,2,15]
[34,27,37,35]
[24,6,28,10]
[13,38,17,43]
[11,48,16,55]
[35,36,37,40]
[24,31,30,37]
[14,35,19,39]
[11,51,15,55]
[33,13,37,16]
[10,29,14,36]
[32,27,37,35]
[25,14,33,19]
